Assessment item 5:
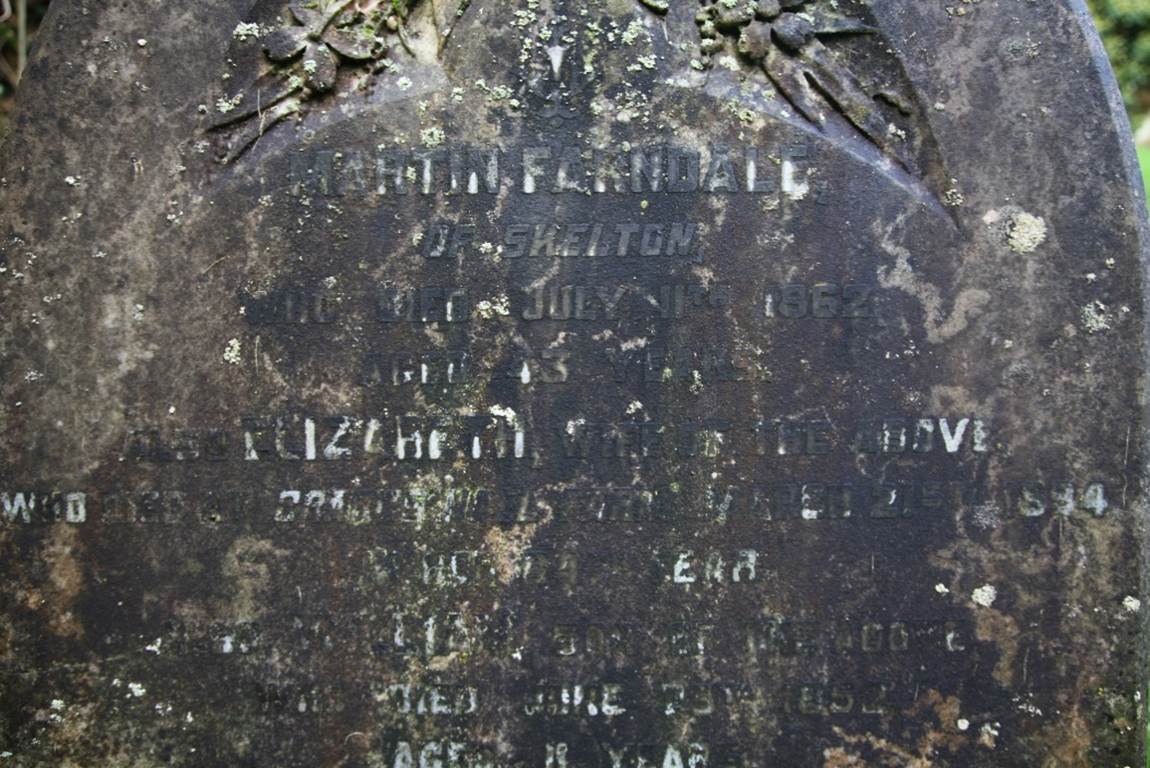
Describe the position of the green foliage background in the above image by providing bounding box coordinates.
[0,1,48,99]
[1089,0,1150,207]
[1090,0,1150,116]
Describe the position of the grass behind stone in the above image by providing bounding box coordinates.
[1140,146,1150,209]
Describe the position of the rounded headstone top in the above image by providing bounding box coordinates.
[0,0,1148,765]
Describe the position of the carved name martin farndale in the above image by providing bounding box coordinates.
[289,143,813,197]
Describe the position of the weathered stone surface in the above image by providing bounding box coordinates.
[1,0,1148,765]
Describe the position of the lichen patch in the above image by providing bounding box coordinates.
[1007,211,1047,253]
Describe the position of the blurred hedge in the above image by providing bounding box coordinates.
[1090,0,1150,116]
[0,0,49,112]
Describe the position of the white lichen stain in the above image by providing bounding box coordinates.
[971,584,997,608]
[475,295,510,319]
[1007,212,1047,253]
[484,525,538,587]
[215,93,244,114]
[1016,699,1043,717]
[1081,300,1112,333]
[420,127,445,148]
[233,22,262,41]
[876,219,990,344]
[223,338,242,366]
[971,502,1001,530]
[489,404,518,428]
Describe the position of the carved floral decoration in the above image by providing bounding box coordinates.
[262,0,385,91]
[209,0,428,162]
[639,0,918,171]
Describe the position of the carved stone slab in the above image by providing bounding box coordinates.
[1,0,1148,765]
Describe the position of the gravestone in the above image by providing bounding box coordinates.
[1,0,1149,764]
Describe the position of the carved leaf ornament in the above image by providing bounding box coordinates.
[208,0,423,161]
[640,0,919,172]
[210,0,926,182]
